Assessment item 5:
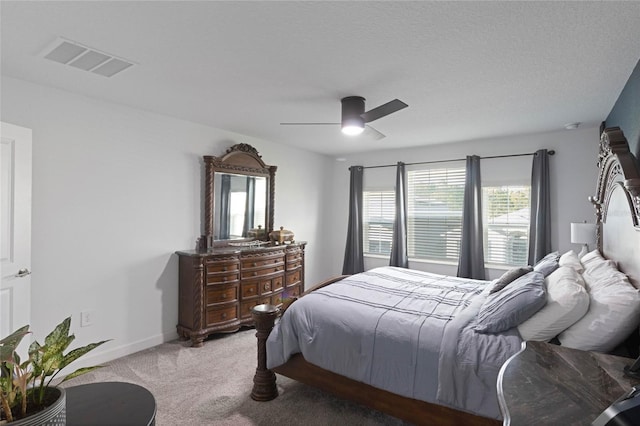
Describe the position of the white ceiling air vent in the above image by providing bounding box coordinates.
[40,37,135,77]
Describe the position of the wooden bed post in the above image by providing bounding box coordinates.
[250,304,279,401]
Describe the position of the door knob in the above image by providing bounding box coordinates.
[15,268,31,278]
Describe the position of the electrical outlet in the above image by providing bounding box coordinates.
[80,310,94,327]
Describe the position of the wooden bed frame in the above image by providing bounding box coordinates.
[250,127,640,426]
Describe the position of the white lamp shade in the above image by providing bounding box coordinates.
[570,222,596,245]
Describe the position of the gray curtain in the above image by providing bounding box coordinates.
[342,166,365,275]
[528,149,551,264]
[242,177,255,237]
[457,155,486,280]
[390,162,408,268]
[219,174,231,239]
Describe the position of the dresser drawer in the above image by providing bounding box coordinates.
[241,265,284,280]
[272,290,284,306]
[287,259,302,270]
[206,261,239,274]
[240,297,271,319]
[284,284,301,299]
[206,272,239,285]
[206,305,238,326]
[286,249,303,262]
[241,252,285,269]
[260,276,284,294]
[206,284,238,305]
[241,282,259,298]
[286,270,301,286]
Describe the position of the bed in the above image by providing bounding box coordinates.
[251,127,640,425]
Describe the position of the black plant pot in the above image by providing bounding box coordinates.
[9,387,66,426]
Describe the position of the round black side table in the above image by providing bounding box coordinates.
[66,381,156,426]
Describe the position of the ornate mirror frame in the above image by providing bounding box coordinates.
[203,143,276,249]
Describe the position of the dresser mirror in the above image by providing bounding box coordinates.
[213,173,267,239]
[203,144,276,249]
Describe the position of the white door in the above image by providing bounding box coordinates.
[1,122,32,339]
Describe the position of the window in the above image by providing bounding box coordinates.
[363,190,395,255]
[362,166,531,267]
[407,167,466,262]
[483,185,530,266]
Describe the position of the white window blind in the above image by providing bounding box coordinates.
[407,167,465,261]
[483,185,530,266]
[363,190,395,255]
[361,165,531,267]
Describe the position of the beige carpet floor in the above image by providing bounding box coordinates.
[61,329,408,426]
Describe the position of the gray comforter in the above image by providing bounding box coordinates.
[266,266,522,419]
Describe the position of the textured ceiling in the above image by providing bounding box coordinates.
[2,1,640,156]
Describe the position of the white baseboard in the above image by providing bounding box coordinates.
[58,330,180,377]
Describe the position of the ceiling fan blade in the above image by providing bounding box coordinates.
[280,122,339,126]
[364,125,385,140]
[361,99,408,123]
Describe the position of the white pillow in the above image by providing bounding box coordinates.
[580,250,625,292]
[517,266,589,341]
[558,265,640,353]
[559,250,584,274]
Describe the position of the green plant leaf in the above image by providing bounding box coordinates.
[27,341,43,378]
[27,340,41,358]
[40,352,64,377]
[0,325,30,363]
[43,317,71,350]
[59,340,110,371]
[39,335,75,375]
[1,318,112,419]
[59,365,104,383]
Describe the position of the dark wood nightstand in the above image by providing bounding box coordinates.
[497,341,639,425]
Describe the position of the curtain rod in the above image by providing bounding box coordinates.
[356,149,555,170]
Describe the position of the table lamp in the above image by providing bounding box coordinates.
[570,222,596,258]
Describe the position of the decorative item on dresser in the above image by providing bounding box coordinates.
[176,143,306,347]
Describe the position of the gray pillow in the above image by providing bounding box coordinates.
[489,265,534,294]
[533,251,560,277]
[475,271,546,334]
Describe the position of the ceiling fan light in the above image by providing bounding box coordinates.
[342,124,365,136]
[341,96,366,136]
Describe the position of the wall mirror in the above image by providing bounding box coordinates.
[203,144,276,249]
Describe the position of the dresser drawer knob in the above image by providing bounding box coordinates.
[223,277,227,282]
[222,293,227,299]
[253,262,257,267]
[221,313,227,319]
[249,288,255,293]
[253,272,258,276]
[264,284,270,291]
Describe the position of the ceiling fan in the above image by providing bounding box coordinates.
[280,96,408,140]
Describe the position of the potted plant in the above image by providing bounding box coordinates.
[0,317,109,424]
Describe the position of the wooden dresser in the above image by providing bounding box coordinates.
[176,242,305,347]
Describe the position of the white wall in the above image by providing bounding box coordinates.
[1,76,334,367]
[326,127,600,280]
[1,75,602,368]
